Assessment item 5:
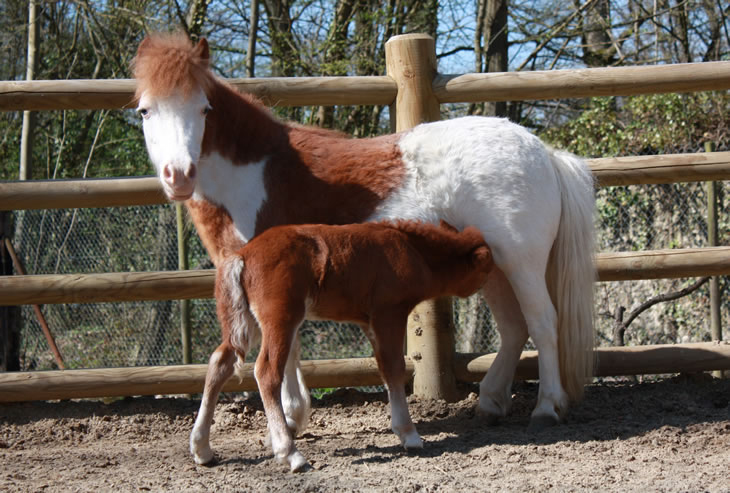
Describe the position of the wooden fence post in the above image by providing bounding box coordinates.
[385,33,458,402]
[705,141,723,378]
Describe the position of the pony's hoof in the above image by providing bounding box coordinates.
[528,414,560,432]
[475,406,501,426]
[402,433,424,450]
[192,450,216,466]
[289,451,311,473]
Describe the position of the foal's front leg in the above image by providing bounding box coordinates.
[190,343,236,464]
[368,313,423,449]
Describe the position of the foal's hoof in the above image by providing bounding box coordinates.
[528,414,560,432]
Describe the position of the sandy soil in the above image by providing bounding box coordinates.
[1,375,729,492]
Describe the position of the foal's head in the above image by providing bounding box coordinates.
[133,33,214,201]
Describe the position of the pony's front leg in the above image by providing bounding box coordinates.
[255,328,309,472]
[368,315,423,450]
[190,343,236,464]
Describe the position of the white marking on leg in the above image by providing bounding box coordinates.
[387,385,422,449]
[190,350,224,465]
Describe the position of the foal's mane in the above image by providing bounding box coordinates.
[132,32,215,100]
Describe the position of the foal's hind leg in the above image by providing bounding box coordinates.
[368,311,423,449]
[281,335,311,436]
[190,343,237,464]
[254,311,309,472]
[478,267,528,423]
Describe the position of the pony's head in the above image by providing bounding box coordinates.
[133,33,214,201]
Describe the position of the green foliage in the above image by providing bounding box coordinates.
[541,92,730,157]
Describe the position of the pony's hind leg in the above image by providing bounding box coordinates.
[504,267,568,429]
[478,267,528,423]
[190,343,236,464]
[368,313,423,450]
[281,335,311,436]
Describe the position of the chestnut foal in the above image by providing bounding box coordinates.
[190,220,493,471]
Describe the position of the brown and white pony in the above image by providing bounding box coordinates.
[193,220,493,471]
[132,33,596,456]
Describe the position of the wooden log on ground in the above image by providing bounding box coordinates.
[2,342,728,402]
[0,356,405,402]
[3,152,729,211]
[0,76,397,112]
[433,61,730,104]
[453,342,730,382]
[2,247,729,306]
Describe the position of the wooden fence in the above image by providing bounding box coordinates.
[1,33,729,403]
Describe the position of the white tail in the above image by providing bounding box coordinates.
[547,149,596,402]
[218,256,261,359]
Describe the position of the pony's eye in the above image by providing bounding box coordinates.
[203,105,212,115]
[137,108,149,118]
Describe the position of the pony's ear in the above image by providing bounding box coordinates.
[193,38,210,62]
[137,36,153,56]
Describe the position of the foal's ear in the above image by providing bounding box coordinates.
[471,245,493,271]
[439,219,459,233]
[193,37,210,62]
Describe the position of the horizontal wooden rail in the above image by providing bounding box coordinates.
[2,152,728,211]
[0,76,398,111]
[591,151,730,187]
[2,61,729,112]
[1,342,727,402]
[454,342,730,382]
[0,356,402,402]
[434,61,730,103]
[0,247,728,306]
[597,247,730,281]
[0,270,214,305]
[0,176,165,210]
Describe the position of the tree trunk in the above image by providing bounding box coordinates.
[20,0,39,181]
[246,0,260,77]
[472,0,509,117]
[577,0,615,67]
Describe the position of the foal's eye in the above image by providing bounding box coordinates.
[203,105,212,116]
[137,108,149,119]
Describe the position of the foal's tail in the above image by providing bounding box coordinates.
[547,149,596,403]
[216,255,261,376]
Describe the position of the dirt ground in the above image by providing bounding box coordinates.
[1,375,729,493]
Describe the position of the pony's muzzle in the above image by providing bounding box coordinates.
[162,163,197,201]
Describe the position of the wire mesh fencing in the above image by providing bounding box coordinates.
[10,179,729,371]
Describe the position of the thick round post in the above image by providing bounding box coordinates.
[386,34,457,402]
[385,34,440,131]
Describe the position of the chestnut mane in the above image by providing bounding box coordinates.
[132,32,215,100]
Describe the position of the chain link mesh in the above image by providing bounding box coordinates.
[11,180,729,371]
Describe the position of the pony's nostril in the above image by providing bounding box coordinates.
[163,165,173,181]
[186,165,197,180]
